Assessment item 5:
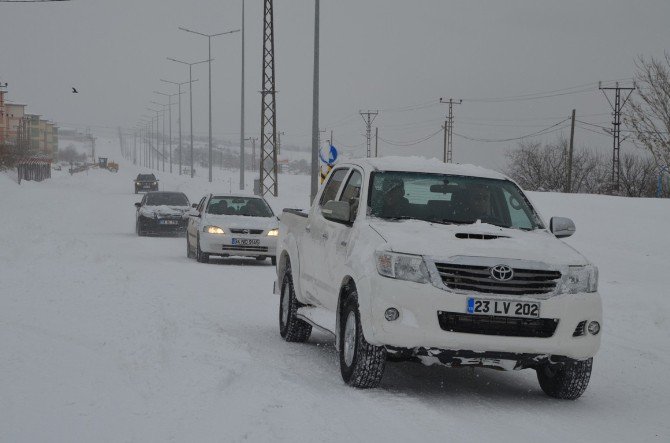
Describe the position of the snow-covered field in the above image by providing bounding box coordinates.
[1,138,669,442]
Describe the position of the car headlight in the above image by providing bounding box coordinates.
[267,228,279,236]
[152,182,157,185]
[375,251,429,284]
[562,265,598,293]
[204,225,225,235]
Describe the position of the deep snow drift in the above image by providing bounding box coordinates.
[1,138,668,442]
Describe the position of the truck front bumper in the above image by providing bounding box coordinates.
[362,275,602,361]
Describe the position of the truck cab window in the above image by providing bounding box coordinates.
[339,170,362,222]
[319,168,348,207]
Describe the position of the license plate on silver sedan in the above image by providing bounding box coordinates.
[231,238,260,246]
[467,298,540,318]
[158,220,178,225]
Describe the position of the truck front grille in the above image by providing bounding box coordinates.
[437,311,559,338]
[434,263,561,295]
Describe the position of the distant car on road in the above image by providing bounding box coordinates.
[186,194,279,264]
[135,191,190,236]
[134,173,159,193]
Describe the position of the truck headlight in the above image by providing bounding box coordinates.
[267,228,279,236]
[204,225,225,235]
[562,265,598,293]
[375,251,429,284]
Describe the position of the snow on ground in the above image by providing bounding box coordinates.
[1,138,669,442]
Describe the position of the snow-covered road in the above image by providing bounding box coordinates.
[1,139,668,442]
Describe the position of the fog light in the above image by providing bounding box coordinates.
[384,308,399,321]
[587,321,600,335]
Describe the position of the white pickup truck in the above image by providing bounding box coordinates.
[275,157,601,399]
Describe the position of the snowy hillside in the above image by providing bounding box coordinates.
[0,138,668,442]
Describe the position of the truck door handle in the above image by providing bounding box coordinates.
[340,241,347,247]
[322,232,329,240]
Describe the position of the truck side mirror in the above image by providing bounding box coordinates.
[322,200,351,224]
[134,202,141,208]
[192,203,198,208]
[550,217,576,238]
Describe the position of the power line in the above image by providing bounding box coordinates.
[378,128,442,147]
[454,118,571,143]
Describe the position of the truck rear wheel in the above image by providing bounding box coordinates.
[339,291,386,388]
[279,269,312,342]
[536,358,593,400]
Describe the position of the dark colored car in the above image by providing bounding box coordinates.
[134,173,159,193]
[135,191,190,236]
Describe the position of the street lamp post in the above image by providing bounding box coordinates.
[147,107,164,170]
[151,100,167,172]
[179,26,239,183]
[160,78,198,175]
[168,57,210,178]
[154,91,180,174]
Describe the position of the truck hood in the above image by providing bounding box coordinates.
[202,214,278,231]
[369,219,589,266]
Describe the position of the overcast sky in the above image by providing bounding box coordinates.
[1,0,669,169]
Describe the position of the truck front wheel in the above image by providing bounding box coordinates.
[279,270,312,342]
[536,358,593,400]
[339,291,386,388]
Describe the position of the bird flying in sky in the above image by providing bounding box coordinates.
[72,87,78,93]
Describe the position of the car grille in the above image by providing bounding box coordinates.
[437,311,559,338]
[230,228,264,235]
[222,245,268,252]
[434,262,561,295]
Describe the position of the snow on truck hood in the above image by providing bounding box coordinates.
[369,219,589,266]
[202,214,278,230]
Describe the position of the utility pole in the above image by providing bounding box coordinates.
[260,0,279,196]
[240,0,246,190]
[360,110,379,158]
[439,98,462,163]
[566,109,576,193]
[310,0,320,203]
[375,127,378,157]
[599,81,636,193]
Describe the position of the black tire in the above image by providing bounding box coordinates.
[136,220,144,237]
[536,358,593,400]
[196,235,209,263]
[186,235,195,258]
[271,256,277,266]
[279,268,312,342]
[339,290,386,388]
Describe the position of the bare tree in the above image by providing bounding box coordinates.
[506,138,610,193]
[619,152,658,197]
[625,54,670,169]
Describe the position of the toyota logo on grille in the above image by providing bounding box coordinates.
[490,264,514,281]
[242,229,249,234]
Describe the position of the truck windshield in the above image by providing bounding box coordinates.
[368,171,544,230]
